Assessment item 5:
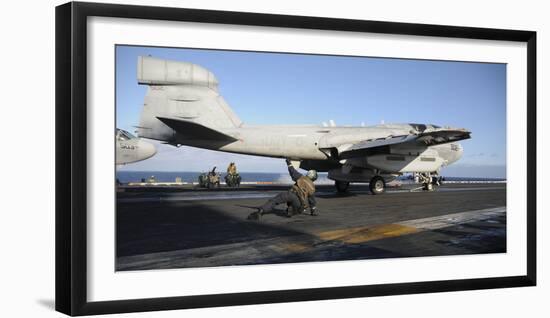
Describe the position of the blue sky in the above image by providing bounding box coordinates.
[116,45,506,178]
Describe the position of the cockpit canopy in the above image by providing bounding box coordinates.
[409,123,441,132]
[116,128,136,141]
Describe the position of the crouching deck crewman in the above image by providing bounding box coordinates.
[248,159,318,220]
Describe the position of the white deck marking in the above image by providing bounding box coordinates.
[398,206,506,230]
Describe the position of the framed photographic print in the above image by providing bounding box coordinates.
[55,1,536,316]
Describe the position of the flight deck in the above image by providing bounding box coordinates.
[116,183,506,271]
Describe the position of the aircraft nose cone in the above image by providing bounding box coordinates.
[450,143,463,164]
[457,144,464,158]
[139,140,157,160]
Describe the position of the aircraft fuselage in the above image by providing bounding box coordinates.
[139,123,463,174]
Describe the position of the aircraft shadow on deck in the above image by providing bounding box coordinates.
[116,201,318,258]
[116,196,507,271]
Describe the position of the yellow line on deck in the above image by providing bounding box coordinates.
[317,224,419,244]
[281,243,311,253]
[278,224,420,253]
[278,207,505,252]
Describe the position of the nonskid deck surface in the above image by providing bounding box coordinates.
[116,183,506,271]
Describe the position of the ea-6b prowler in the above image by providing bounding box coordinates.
[116,128,157,165]
[135,56,471,194]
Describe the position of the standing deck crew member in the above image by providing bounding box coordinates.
[227,162,237,175]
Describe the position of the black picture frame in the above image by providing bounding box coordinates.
[55,1,537,316]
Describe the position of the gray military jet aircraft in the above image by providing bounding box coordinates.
[135,56,470,194]
[116,128,157,165]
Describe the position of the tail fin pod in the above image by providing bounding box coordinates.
[137,55,219,90]
[137,56,242,141]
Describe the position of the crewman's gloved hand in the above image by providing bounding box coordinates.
[285,158,291,166]
[310,206,318,216]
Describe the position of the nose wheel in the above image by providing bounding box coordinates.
[369,176,386,195]
[410,172,439,192]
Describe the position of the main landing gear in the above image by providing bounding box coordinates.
[335,180,350,193]
[369,176,386,195]
[334,176,386,195]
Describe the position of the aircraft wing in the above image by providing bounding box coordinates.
[339,128,470,159]
[415,128,471,145]
[156,117,238,142]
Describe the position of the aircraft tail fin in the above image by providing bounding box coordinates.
[137,56,242,141]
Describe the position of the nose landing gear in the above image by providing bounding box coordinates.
[411,172,440,192]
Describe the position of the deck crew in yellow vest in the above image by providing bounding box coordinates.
[227,162,237,175]
[248,159,318,220]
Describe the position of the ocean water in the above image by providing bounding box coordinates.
[116,171,330,184]
[116,171,505,184]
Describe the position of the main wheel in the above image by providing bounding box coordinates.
[335,180,350,193]
[369,176,386,195]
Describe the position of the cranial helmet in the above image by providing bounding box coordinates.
[306,170,318,181]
